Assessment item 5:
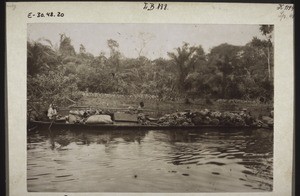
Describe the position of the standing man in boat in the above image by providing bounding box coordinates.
[47,104,57,120]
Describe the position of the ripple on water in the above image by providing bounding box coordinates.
[55,174,73,178]
[237,161,264,166]
[242,170,255,175]
[53,159,70,164]
[205,161,226,166]
[35,173,51,176]
[27,177,39,181]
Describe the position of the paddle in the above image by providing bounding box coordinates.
[48,118,55,130]
[48,114,57,130]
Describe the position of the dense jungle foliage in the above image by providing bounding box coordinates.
[27,25,274,113]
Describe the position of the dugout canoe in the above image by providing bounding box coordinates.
[28,120,272,131]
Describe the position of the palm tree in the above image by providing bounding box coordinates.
[167,43,205,92]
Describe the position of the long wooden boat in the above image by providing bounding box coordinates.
[28,120,272,131]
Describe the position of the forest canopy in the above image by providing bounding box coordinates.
[27,25,274,111]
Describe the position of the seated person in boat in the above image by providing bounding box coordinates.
[138,101,144,109]
[47,104,57,120]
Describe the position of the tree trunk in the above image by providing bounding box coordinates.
[178,64,186,93]
[221,74,227,99]
[179,74,186,92]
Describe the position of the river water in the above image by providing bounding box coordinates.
[27,128,273,192]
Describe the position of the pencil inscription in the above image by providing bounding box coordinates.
[277,4,294,21]
[143,2,168,11]
[27,12,65,18]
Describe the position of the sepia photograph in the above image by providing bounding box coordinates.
[6,2,294,196]
[26,23,274,192]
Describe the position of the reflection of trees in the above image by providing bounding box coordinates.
[152,130,200,144]
[162,129,249,144]
[168,130,194,143]
[76,133,91,145]
[48,130,73,150]
[45,129,148,150]
[118,130,146,144]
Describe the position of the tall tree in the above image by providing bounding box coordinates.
[107,39,121,72]
[208,43,242,98]
[167,43,206,92]
[252,25,274,80]
[59,33,76,57]
[260,25,273,80]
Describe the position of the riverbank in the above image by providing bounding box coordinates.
[74,92,273,119]
[53,92,273,128]
[28,92,274,128]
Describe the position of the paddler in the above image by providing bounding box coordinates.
[47,104,57,120]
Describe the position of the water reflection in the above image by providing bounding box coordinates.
[27,128,273,192]
[30,129,148,151]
